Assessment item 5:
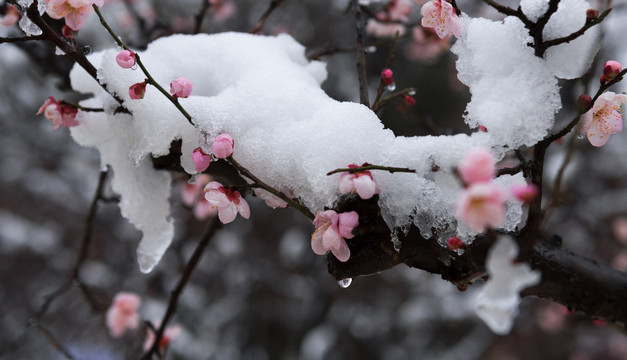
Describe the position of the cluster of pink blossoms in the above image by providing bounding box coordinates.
[455,148,536,233]
[192,133,234,173]
[37,96,79,131]
[105,292,181,352]
[44,0,104,31]
[311,210,359,262]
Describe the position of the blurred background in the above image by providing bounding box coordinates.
[1,0,627,359]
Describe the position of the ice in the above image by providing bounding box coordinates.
[68,14,593,270]
[543,0,600,79]
[474,236,541,334]
[18,16,41,36]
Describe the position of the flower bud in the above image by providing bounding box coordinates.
[62,25,74,38]
[479,125,488,132]
[211,133,234,159]
[577,94,592,112]
[381,68,394,86]
[601,60,622,83]
[448,237,466,250]
[169,77,193,98]
[511,183,538,203]
[116,50,136,69]
[129,81,147,100]
[403,94,416,106]
[192,147,211,173]
[586,9,599,24]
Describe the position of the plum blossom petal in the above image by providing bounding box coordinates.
[475,236,541,335]
[192,147,211,173]
[579,92,627,147]
[37,96,79,131]
[253,188,288,208]
[46,0,103,31]
[169,77,193,98]
[458,147,495,184]
[203,181,249,224]
[116,50,136,69]
[456,182,505,233]
[420,0,462,39]
[106,292,141,338]
[338,165,380,200]
[337,211,359,239]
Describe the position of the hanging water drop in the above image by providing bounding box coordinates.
[337,278,352,288]
[386,83,396,92]
[408,88,416,96]
[82,45,92,55]
[577,134,585,140]
[131,63,139,71]
[365,46,377,54]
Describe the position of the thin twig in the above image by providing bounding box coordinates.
[0,34,45,43]
[371,87,416,113]
[542,9,611,51]
[228,156,315,220]
[60,101,104,112]
[542,131,578,219]
[371,32,399,112]
[34,325,75,360]
[327,164,416,176]
[141,217,223,360]
[193,0,211,34]
[250,0,285,34]
[92,5,195,126]
[352,0,370,107]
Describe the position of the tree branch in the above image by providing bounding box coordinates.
[141,217,223,360]
[250,0,285,34]
[351,0,370,107]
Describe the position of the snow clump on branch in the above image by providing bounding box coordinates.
[68,0,599,272]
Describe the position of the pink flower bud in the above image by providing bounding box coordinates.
[129,81,147,99]
[448,236,465,250]
[577,94,592,112]
[211,133,234,159]
[403,94,416,106]
[511,183,538,203]
[192,147,211,173]
[586,9,599,23]
[381,68,394,86]
[169,77,193,98]
[62,25,74,38]
[601,60,622,83]
[116,50,136,69]
[479,125,488,132]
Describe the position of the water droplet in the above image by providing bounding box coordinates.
[82,45,92,55]
[188,174,199,184]
[365,46,377,53]
[337,278,352,288]
[55,46,65,56]
[386,83,396,92]
[408,88,416,96]
[131,63,138,71]
[577,134,585,140]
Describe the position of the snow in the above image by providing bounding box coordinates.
[474,236,541,334]
[68,0,599,272]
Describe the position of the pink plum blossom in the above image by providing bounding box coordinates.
[456,182,505,233]
[338,164,380,200]
[192,147,211,173]
[169,77,193,98]
[511,183,538,203]
[601,60,622,83]
[366,0,412,37]
[204,181,250,224]
[366,20,406,37]
[129,81,147,99]
[45,0,104,31]
[116,50,136,69]
[403,94,416,106]
[210,0,236,22]
[211,133,234,159]
[36,96,79,131]
[405,26,450,62]
[143,322,182,352]
[458,147,495,185]
[579,91,627,147]
[1,4,20,27]
[420,0,462,39]
[311,210,359,262]
[181,174,217,221]
[105,292,141,338]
